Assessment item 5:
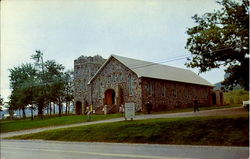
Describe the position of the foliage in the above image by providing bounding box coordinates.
[9,115,249,146]
[64,70,74,114]
[9,64,37,118]
[224,89,249,104]
[43,60,65,117]
[185,0,249,90]
[0,95,3,111]
[8,50,74,119]
[0,95,3,106]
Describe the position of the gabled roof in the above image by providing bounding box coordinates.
[88,54,214,87]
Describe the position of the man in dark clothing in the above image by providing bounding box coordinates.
[193,100,200,112]
[146,101,153,114]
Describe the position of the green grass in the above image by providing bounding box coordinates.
[0,104,241,133]
[9,114,249,146]
[137,104,241,115]
[0,114,122,133]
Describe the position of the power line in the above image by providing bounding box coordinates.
[129,47,234,70]
[127,54,190,68]
[131,56,190,70]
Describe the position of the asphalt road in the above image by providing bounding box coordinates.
[1,140,249,159]
[1,106,247,138]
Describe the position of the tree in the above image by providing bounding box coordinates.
[0,95,3,118]
[185,0,249,90]
[9,50,70,119]
[44,60,65,117]
[64,70,74,114]
[9,64,37,118]
[0,95,3,106]
[31,50,49,119]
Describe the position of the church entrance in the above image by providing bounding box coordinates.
[75,101,82,115]
[105,89,115,105]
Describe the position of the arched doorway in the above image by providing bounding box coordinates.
[105,89,115,105]
[75,101,82,115]
[211,92,216,105]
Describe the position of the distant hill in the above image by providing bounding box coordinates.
[214,81,242,91]
[213,73,242,91]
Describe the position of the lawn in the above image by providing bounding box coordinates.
[9,114,249,146]
[0,114,122,133]
[137,104,241,115]
[0,104,241,133]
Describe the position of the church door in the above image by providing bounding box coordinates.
[105,89,115,105]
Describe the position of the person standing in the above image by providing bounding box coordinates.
[193,99,200,112]
[86,106,92,121]
[146,101,153,114]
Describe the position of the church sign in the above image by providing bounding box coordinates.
[125,103,135,120]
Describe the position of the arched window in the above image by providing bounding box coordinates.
[129,75,134,96]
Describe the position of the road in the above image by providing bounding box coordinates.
[1,140,248,159]
[1,106,247,138]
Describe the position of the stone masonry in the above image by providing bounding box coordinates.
[141,78,212,112]
[74,55,215,114]
[91,57,142,112]
[74,55,105,114]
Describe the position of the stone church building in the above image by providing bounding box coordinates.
[74,54,215,115]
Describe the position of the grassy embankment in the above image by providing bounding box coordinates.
[0,104,241,133]
[143,104,241,115]
[9,114,249,146]
[0,114,122,133]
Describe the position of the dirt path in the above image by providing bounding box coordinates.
[1,106,248,138]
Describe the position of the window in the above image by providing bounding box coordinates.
[128,75,134,96]
[113,73,116,83]
[115,73,118,83]
[107,75,110,84]
[174,83,178,98]
[98,80,101,98]
[121,74,124,81]
[117,73,121,82]
[149,82,154,96]
[185,88,189,98]
[161,83,166,97]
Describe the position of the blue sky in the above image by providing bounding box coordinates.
[1,0,225,101]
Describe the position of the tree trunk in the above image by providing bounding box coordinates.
[58,101,62,117]
[47,105,49,115]
[49,102,52,116]
[38,104,43,119]
[53,102,56,115]
[22,108,26,119]
[30,109,34,120]
[65,101,68,115]
[68,101,70,114]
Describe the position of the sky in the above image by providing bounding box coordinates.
[1,0,225,102]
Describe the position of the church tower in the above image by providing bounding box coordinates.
[74,55,105,114]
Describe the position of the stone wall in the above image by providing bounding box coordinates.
[74,55,105,114]
[141,77,213,111]
[91,57,142,111]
